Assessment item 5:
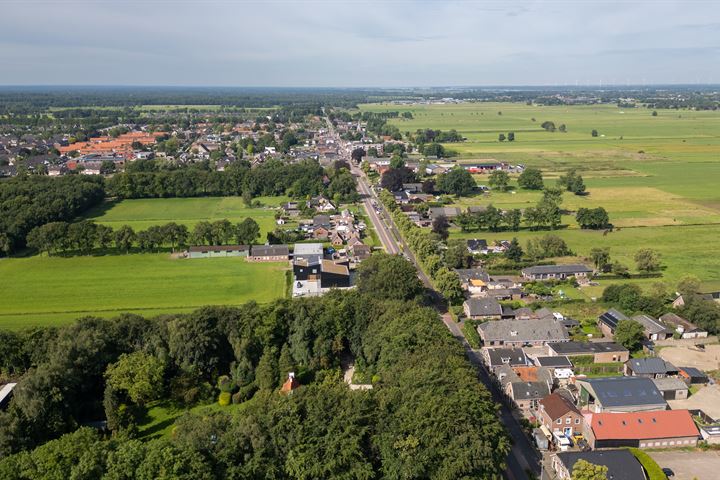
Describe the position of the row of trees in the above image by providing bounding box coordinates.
[0,257,509,478]
[26,218,261,256]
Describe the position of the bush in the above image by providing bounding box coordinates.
[233,382,258,403]
[462,321,482,349]
[218,392,231,406]
[217,375,235,393]
[627,448,667,480]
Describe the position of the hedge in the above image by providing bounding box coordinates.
[627,448,667,480]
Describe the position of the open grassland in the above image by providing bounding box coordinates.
[361,102,720,291]
[84,196,290,235]
[0,254,288,329]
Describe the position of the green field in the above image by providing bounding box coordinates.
[0,254,288,329]
[85,196,291,235]
[362,102,720,291]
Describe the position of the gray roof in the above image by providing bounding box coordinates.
[535,356,573,368]
[555,450,644,480]
[548,341,628,356]
[250,244,289,257]
[428,206,461,218]
[632,314,671,335]
[652,376,688,392]
[521,264,593,276]
[189,244,249,253]
[626,357,677,375]
[477,318,569,344]
[579,376,666,408]
[486,347,528,367]
[294,243,324,255]
[510,381,550,400]
[598,308,629,330]
[464,297,503,317]
[455,268,490,284]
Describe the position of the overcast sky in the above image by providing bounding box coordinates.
[1,0,719,86]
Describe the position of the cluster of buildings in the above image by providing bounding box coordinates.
[597,307,709,342]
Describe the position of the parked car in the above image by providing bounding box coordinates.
[662,467,675,477]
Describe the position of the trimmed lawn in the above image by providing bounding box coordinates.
[84,196,291,236]
[0,254,288,329]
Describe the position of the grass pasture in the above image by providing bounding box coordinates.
[85,196,290,236]
[0,254,288,329]
[361,102,720,291]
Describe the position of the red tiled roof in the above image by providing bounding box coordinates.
[590,410,699,440]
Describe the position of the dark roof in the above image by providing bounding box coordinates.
[632,314,671,335]
[555,450,644,480]
[455,268,490,283]
[679,366,708,379]
[548,341,628,355]
[598,308,629,330]
[464,297,503,317]
[510,381,550,400]
[486,348,528,367]
[478,318,569,343]
[466,238,488,251]
[660,313,705,333]
[626,357,677,375]
[535,356,573,368]
[313,215,331,227]
[580,376,665,408]
[189,245,249,253]
[250,245,289,257]
[540,391,581,419]
[521,264,593,276]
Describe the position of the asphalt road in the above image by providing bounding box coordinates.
[352,164,541,480]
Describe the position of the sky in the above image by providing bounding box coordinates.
[1,0,719,87]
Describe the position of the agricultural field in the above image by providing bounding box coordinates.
[0,254,288,329]
[84,195,291,236]
[361,102,720,291]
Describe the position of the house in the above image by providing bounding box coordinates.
[586,410,699,449]
[552,450,646,480]
[534,356,573,368]
[576,376,667,413]
[672,291,720,308]
[485,287,524,301]
[280,372,300,394]
[678,366,709,385]
[320,260,350,289]
[632,314,672,341]
[349,243,371,261]
[247,244,289,262]
[293,243,324,262]
[506,380,550,413]
[188,245,249,259]
[281,202,301,217]
[477,318,569,347]
[538,392,585,440]
[624,358,678,378]
[466,238,489,255]
[463,297,503,320]
[456,268,491,295]
[520,264,593,281]
[428,206,461,220]
[307,195,335,212]
[547,341,629,363]
[659,313,708,339]
[652,377,689,400]
[483,347,529,370]
[597,308,629,337]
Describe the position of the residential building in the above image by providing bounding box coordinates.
[586,410,699,449]
[632,314,672,341]
[477,318,569,347]
[466,238,489,255]
[520,264,593,281]
[538,392,584,439]
[428,206,461,220]
[597,308,629,337]
[456,268,491,295]
[576,376,667,413]
[247,244,289,262]
[552,450,646,480]
[624,358,678,378]
[659,313,708,339]
[483,347,529,370]
[547,341,629,363]
[463,297,503,320]
[534,356,573,368]
[319,260,350,289]
[506,380,550,413]
[188,245,249,259]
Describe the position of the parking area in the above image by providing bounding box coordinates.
[649,450,720,480]
[658,344,720,372]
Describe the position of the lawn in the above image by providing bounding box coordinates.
[84,196,291,236]
[0,254,288,329]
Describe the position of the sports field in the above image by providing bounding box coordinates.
[84,196,291,235]
[361,102,720,290]
[0,254,288,329]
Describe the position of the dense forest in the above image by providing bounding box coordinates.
[0,254,509,479]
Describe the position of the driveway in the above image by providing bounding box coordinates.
[649,450,720,480]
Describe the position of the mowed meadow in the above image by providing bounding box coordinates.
[0,196,293,329]
[361,102,720,290]
[0,254,289,329]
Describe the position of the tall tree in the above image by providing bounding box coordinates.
[235,218,261,245]
[488,170,509,191]
[517,168,544,190]
[571,459,608,480]
[114,225,136,254]
[634,248,661,273]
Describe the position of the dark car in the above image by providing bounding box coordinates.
[662,467,675,477]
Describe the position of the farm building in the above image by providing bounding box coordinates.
[659,313,709,339]
[546,341,629,363]
[631,314,672,341]
[520,264,593,281]
[188,245,249,259]
[652,377,689,400]
[624,357,678,378]
[585,410,699,449]
[247,245,289,262]
[576,376,667,413]
[597,308,628,337]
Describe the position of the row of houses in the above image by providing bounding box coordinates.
[598,307,709,341]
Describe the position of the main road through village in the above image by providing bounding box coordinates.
[324,113,542,480]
